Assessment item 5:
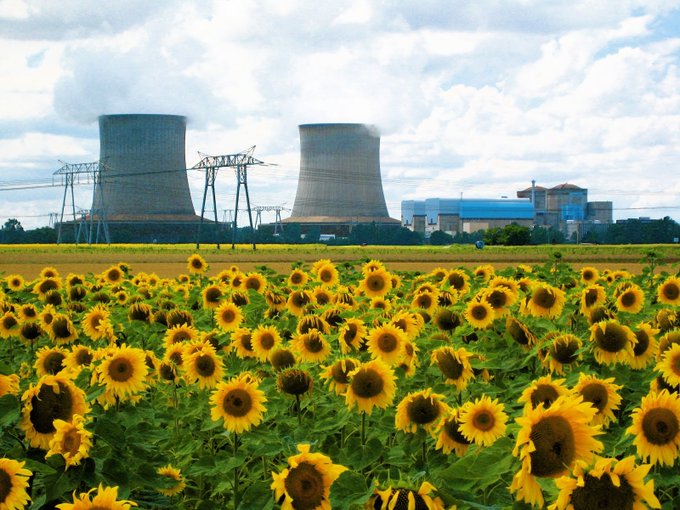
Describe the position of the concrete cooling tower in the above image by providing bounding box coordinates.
[286,123,399,227]
[94,114,197,221]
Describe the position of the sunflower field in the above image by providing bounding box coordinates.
[1,252,680,509]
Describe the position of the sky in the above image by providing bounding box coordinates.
[1,0,679,230]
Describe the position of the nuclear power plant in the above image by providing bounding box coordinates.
[284,123,399,235]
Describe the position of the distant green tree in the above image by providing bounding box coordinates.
[0,218,24,243]
[530,226,565,245]
[429,230,454,245]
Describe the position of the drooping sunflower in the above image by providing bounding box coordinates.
[345,359,396,415]
[358,268,393,298]
[287,268,310,287]
[657,276,680,306]
[320,358,360,395]
[291,329,332,363]
[580,284,607,316]
[361,259,386,275]
[337,318,366,353]
[553,456,659,510]
[657,330,680,361]
[473,264,495,281]
[17,303,39,323]
[277,368,313,397]
[369,481,445,510]
[271,443,347,510]
[542,333,583,375]
[510,395,603,507]
[33,276,62,299]
[430,346,475,391]
[432,307,462,332]
[366,324,407,366]
[210,374,267,433]
[572,373,622,428]
[201,283,226,309]
[186,253,208,274]
[20,375,89,449]
[435,409,472,456]
[525,282,566,319]
[251,325,283,362]
[656,343,680,388]
[464,297,495,329]
[518,374,570,411]
[627,389,680,467]
[505,316,537,347]
[127,302,154,323]
[0,457,32,509]
[458,395,507,447]
[183,346,224,389]
[230,327,256,359]
[395,388,451,435]
[163,323,199,348]
[55,484,137,510]
[46,414,92,468]
[19,321,44,344]
[389,311,422,340]
[96,344,148,400]
[48,313,79,345]
[269,348,296,371]
[287,290,316,316]
[81,304,111,341]
[630,322,660,370]
[589,319,637,366]
[0,374,20,397]
[156,465,186,497]
[614,282,645,314]
[34,346,69,377]
[297,314,331,335]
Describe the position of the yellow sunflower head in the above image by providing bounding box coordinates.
[657,277,680,306]
[183,347,224,389]
[214,301,244,332]
[573,373,622,428]
[0,457,32,509]
[6,274,25,291]
[580,266,600,284]
[366,324,407,366]
[287,290,316,316]
[627,389,680,467]
[368,481,445,510]
[55,483,137,509]
[429,346,474,391]
[291,328,332,363]
[186,254,208,274]
[251,325,282,362]
[543,333,582,374]
[243,272,268,294]
[589,319,637,366]
[0,374,20,397]
[46,414,92,468]
[358,268,393,298]
[464,298,495,329]
[525,283,566,319]
[345,359,396,415]
[201,283,226,309]
[337,318,366,354]
[209,374,267,433]
[395,388,451,435]
[435,409,472,456]
[630,322,659,370]
[34,346,68,377]
[156,464,186,497]
[287,268,310,287]
[457,394,507,447]
[614,282,645,314]
[95,344,148,400]
[230,327,256,359]
[518,375,570,411]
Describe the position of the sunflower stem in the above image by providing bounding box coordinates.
[233,432,240,509]
[361,412,367,446]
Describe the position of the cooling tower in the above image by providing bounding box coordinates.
[94,114,196,220]
[287,123,398,224]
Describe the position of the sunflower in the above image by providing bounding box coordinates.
[230,327,256,359]
[628,389,680,466]
[411,290,438,314]
[313,287,333,306]
[518,375,570,411]
[287,290,316,316]
[314,262,339,287]
[210,374,267,433]
[127,302,154,323]
[345,359,396,415]
[630,322,659,370]
[156,465,186,497]
[614,282,645,314]
[187,254,208,274]
[473,264,495,281]
[277,368,313,396]
[269,348,296,371]
[55,484,137,509]
[510,395,603,507]
[320,358,360,395]
[288,268,310,287]
[457,395,507,447]
[291,329,332,363]
[101,265,125,285]
[201,283,226,309]
[33,277,62,299]
[20,375,89,449]
[543,333,583,374]
[271,443,347,510]
[435,409,472,456]
[366,324,407,366]
[369,481,445,510]
[229,271,245,290]
[432,307,461,332]
[6,274,25,291]
[243,272,268,294]
[590,319,637,365]
[163,343,186,370]
[47,314,79,344]
[81,304,111,341]
[0,374,20,397]
[358,268,392,298]
[17,303,39,322]
[657,330,680,361]
[337,318,366,353]
[444,269,471,296]
[525,283,566,319]
[251,325,283,362]
[552,456,660,510]
[572,374,622,428]
[580,284,607,316]
[212,301,243,333]
[19,321,43,344]
[46,414,92,468]
[34,346,68,377]
[361,259,386,274]
[163,323,199,348]
[0,458,32,509]
[429,346,474,391]
[389,311,421,340]
[183,346,224,389]
[96,344,148,400]
[482,286,516,318]
[505,316,536,347]
[297,314,331,335]
[395,388,451,435]
[0,311,20,338]
[579,266,600,284]
[464,298,495,329]
[657,277,680,306]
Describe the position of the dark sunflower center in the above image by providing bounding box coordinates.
[191,259,203,269]
[641,407,679,445]
[351,369,384,399]
[444,418,471,445]
[0,468,11,502]
[392,489,429,510]
[240,334,253,351]
[169,352,183,365]
[529,415,575,477]
[2,315,18,329]
[331,361,356,384]
[290,272,303,284]
[88,314,104,329]
[260,333,275,349]
[533,288,556,309]
[473,410,495,431]
[223,388,253,417]
[315,292,330,306]
[582,270,595,281]
[270,350,295,371]
[343,324,358,343]
[39,279,58,293]
[377,333,397,353]
[195,355,216,377]
[594,324,629,353]
[107,269,122,281]
[44,352,66,374]
[62,429,81,456]
[550,339,579,364]
[30,381,74,434]
[633,330,650,356]
[206,288,222,302]
[76,349,93,366]
[21,322,42,341]
[278,370,312,395]
[584,288,600,307]
[367,274,386,291]
[569,473,634,510]
[159,363,176,381]
[530,385,559,409]
[304,334,324,353]
[172,331,191,343]
[435,351,463,380]
[662,283,679,301]
[580,383,608,413]
[284,461,324,510]
[620,291,637,308]
[109,358,133,382]
[486,290,507,309]
[52,318,72,339]
[448,274,465,290]
[507,320,530,345]
[406,395,440,425]
[245,278,261,291]
[471,304,489,320]
[319,269,333,282]
[416,294,433,309]
[435,309,460,331]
